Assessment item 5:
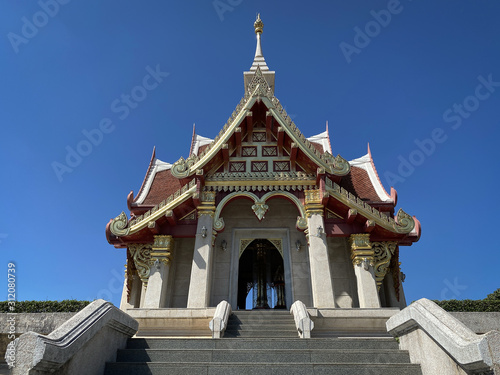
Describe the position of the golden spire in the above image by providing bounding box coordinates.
[254,13,264,34]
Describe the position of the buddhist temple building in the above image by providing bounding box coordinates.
[105,14,421,334]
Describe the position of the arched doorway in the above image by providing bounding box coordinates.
[237,239,286,310]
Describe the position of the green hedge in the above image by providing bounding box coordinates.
[0,300,91,313]
[434,299,500,312]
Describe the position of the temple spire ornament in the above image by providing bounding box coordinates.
[244,14,275,93]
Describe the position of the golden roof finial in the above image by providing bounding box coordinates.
[254,13,264,34]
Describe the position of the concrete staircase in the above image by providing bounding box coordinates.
[104,310,422,375]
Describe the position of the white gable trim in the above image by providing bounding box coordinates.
[135,158,172,205]
[349,154,392,202]
[307,131,332,154]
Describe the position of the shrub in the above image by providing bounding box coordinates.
[0,300,91,313]
[433,299,500,312]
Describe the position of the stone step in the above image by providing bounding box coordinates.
[126,338,400,350]
[223,330,299,338]
[105,362,423,375]
[226,323,297,331]
[116,348,411,364]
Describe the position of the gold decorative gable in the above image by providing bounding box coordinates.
[169,67,350,180]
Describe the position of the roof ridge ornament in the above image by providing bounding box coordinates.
[247,66,273,98]
[244,14,275,93]
[254,13,264,34]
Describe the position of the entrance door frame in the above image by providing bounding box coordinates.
[229,228,293,309]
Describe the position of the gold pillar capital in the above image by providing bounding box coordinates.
[151,235,174,266]
[304,189,323,217]
[198,191,216,217]
[349,234,374,267]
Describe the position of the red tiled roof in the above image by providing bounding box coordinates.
[341,166,381,202]
[141,169,183,206]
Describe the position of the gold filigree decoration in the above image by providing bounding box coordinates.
[129,243,152,287]
[239,239,254,258]
[372,242,397,290]
[252,202,269,221]
[247,67,273,99]
[324,177,415,235]
[268,239,283,258]
[239,239,283,259]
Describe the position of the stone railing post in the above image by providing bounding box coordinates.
[290,300,314,338]
[209,300,232,339]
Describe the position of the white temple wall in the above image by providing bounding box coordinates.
[170,237,194,308]
[327,237,359,308]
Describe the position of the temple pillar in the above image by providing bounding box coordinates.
[350,234,380,308]
[129,275,142,308]
[187,192,216,308]
[120,274,142,309]
[305,190,336,308]
[143,235,174,308]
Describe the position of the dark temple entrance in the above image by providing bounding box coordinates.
[237,239,286,310]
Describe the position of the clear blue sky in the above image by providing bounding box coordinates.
[1,0,499,307]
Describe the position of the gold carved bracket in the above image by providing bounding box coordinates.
[372,241,397,290]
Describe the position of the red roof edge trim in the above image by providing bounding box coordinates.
[390,187,398,206]
[413,216,422,242]
[133,146,156,204]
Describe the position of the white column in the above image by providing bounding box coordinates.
[143,262,170,308]
[350,234,380,308]
[143,235,174,308]
[119,276,133,310]
[129,275,142,308]
[120,274,143,310]
[305,191,336,308]
[187,196,215,308]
